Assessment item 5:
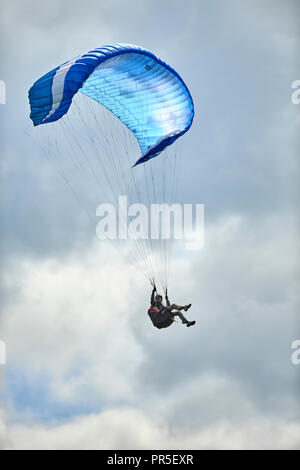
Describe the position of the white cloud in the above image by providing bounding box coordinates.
[1,405,299,450]
[1,243,144,405]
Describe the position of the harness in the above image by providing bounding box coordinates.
[148,306,173,329]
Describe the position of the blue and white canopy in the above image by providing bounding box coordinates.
[29,44,194,166]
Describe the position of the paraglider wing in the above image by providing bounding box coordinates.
[28,44,194,166]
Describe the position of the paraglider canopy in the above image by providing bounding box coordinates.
[28,43,194,166]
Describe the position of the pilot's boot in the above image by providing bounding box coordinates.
[183,304,192,312]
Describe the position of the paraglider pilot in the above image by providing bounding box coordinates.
[148,283,195,329]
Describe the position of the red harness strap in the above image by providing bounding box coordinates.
[149,307,160,315]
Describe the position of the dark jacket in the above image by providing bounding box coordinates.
[148,287,173,329]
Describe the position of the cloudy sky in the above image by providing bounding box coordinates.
[0,0,299,450]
